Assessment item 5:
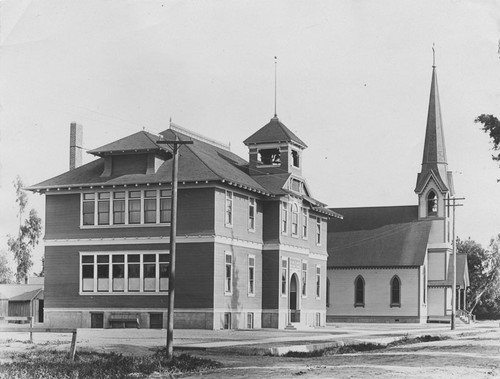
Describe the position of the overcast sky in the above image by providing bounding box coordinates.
[1,0,500,275]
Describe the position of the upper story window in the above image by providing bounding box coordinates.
[225,191,233,227]
[258,148,280,166]
[302,208,308,239]
[281,202,288,234]
[80,252,168,294]
[427,191,438,216]
[290,178,302,193]
[248,198,256,231]
[390,276,401,307]
[354,275,365,307]
[316,217,322,245]
[81,189,172,227]
[291,150,300,168]
[291,204,299,236]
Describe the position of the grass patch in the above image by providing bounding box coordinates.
[282,335,447,358]
[0,349,221,379]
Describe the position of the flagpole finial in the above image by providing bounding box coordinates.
[432,43,436,68]
[274,56,278,118]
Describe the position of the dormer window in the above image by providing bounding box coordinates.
[291,150,300,168]
[427,191,438,216]
[290,178,302,193]
[258,148,280,166]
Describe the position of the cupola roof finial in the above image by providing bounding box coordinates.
[432,43,436,68]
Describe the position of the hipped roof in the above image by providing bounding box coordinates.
[243,117,307,148]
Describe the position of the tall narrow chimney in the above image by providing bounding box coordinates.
[69,122,83,170]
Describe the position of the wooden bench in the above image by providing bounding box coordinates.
[0,322,78,361]
[109,313,140,329]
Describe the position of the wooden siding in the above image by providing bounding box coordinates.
[428,251,446,280]
[112,154,148,176]
[214,188,264,244]
[327,268,419,317]
[262,202,280,244]
[45,187,215,240]
[428,287,446,316]
[262,250,279,309]
[213,243,262,311]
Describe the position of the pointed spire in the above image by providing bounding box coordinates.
[415,47,450,193]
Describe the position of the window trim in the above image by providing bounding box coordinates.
[225,251,233,295]
[281,258,288,297]
[248,255,255,297]
[79,251,168,295]
[315,217,322,245]
[80,189,172,228]
[301,261,307,297]
[225,191,233,227]
[281,202,288,235]
[302,208,308,239]
[390,275,401,307]
[291,203,299,237]
[315,265,321,299]
[248,197,256,232]
[354,275,365,307]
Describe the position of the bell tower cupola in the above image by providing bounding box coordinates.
[415,50,454,219]
[244,116,307,177]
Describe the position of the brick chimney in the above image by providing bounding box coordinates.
[69,122,83,170]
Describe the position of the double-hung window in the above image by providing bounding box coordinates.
[302,208,308,239]
[113,192,125,224]
[225,191,233,227]
[301,262,307,296]
[248,255,255,296]
[316,217,321,245]
[291,204,299,236]
[81,252,168,294]
[82,193,95,225]
[316,265,321,298]
[281,202,288,234]
[160,190,172,223]
[281,258,288,296]
[97,193,110,225]
[144,190,157,224]
[225,252,233,294]
[248,198,256,231]
[128,191,141,224]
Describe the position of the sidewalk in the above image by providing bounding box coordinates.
[1,321,497,356]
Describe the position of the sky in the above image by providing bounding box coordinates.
[1,0,500,276]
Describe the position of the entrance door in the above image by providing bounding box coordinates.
[290,274,300,322]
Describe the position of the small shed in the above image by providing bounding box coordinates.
[0,280,44,323]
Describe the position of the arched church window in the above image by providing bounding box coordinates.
[427,191,438,216]
[354,275,364,307]
[390,276,401,307]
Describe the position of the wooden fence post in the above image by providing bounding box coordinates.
[29,317,33,343]
[68,330,77,361]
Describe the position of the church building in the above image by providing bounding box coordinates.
[28,116,339,330]
[326,62,470,323]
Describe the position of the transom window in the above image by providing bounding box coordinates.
[81,189,172,227]
[81,252,168,294]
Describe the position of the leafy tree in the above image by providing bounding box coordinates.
[0,251,13,284]
[6,177,42,283]
[458,236,500,319]
[474,114,500,162]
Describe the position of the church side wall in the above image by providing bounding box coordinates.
[327,268,422,322]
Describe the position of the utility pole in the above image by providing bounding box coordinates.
[157,136,193,360]
[446,196,464,330]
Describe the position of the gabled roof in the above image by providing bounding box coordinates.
[88,131,164,156]
[243,117,307,148]
[9,288,43,302]
[328,221,432,268]
[0,284,44,300]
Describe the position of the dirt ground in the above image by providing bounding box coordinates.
[0,324,499,378]
[181,329,500,378]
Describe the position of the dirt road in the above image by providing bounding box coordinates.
[183,329,500,378]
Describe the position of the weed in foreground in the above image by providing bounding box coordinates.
[0,349,221,379]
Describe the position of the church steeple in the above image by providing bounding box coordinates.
[415,56,452,195]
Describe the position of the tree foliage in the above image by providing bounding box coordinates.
[6,177,42,283]
[0,251,14,284]
[458,236,500,319]
[474,114,500,162]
